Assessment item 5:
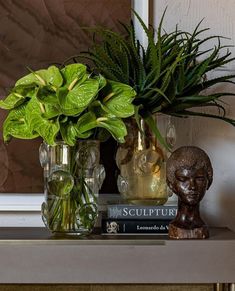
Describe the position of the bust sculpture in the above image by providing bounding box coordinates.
[166,146,213,239]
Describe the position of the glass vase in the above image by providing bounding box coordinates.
[39,140,105,235]
[116,115,176,206]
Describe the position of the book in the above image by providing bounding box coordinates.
[102,219,171,234]
[107,204,177,220]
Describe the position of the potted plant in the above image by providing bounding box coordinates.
[78,11,235,205]
[0,63,136,235]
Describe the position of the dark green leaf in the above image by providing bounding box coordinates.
[76,111,97,133]
[173,109,235,126]
[60,120,92,146]
[97,117,127,143]
[144,113,171,151]
[36,86,58,105]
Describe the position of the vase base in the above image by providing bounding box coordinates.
[124,197,168,206]
[51,230,91,237]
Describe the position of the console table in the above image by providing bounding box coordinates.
[0,227,234,288]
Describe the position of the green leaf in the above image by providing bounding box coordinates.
[76,111,97,133]
[0,93,26,110]
[58,78,99,116]
[147,87,172,104]
[156,7,168,76]
[93,45,124,77]
[104,80,136,118]
[134,105,144,134]
[144,113,171,151]
[2,103,39,142]
[15,66,63,88]
[177,93,235,102]
[76,108,127,142]
[185,54,215,89]
[36,86,58,105]
[45,66,63,88]
[97,117,127,143]
[177,62,185,93]
[132,9,161,74]
[15,70,47,87]
[173,109,235,127]
[143,67,160,90]
[42,104,61,119]
[11,83,38,96]
[165,93,235,114]
[60,121,78,146]
[25,97,60,145]
[126,23,146,86]
[0,84,37,110]
[95,74,107,91]
[61,63,87,87]
[60,120,93,146]
[89,100,114,117]
[185,74,235,96]
[96,128,111,142]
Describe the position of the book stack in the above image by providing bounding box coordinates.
[102,204,177,234]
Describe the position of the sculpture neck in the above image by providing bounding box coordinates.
[174,200,205,229]
[178,201,200,216]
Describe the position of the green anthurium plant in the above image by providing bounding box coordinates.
[0,63,136,234]
[77,9,235,149]
[0,63,136,145]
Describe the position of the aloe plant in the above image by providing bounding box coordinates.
[78,10,235,145]
[0,63,136,145]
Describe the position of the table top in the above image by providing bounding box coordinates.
[0,227,234,284]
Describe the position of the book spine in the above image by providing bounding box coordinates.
[107,205,177,220]
[102,219,170,234]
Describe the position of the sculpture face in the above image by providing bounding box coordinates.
[173,167,208,205]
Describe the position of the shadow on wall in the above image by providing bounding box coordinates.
[219,184,235,230]
[191,116,235,231]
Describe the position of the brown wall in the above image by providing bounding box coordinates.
[0,0,131,193]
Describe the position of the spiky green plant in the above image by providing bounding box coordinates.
[76,10,235,147]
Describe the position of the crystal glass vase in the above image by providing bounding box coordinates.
[39,140,105,235]
[116,115,176,205]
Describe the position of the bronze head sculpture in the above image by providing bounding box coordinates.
[166,146,213,239]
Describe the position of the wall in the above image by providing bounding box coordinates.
[153,0,235,231]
